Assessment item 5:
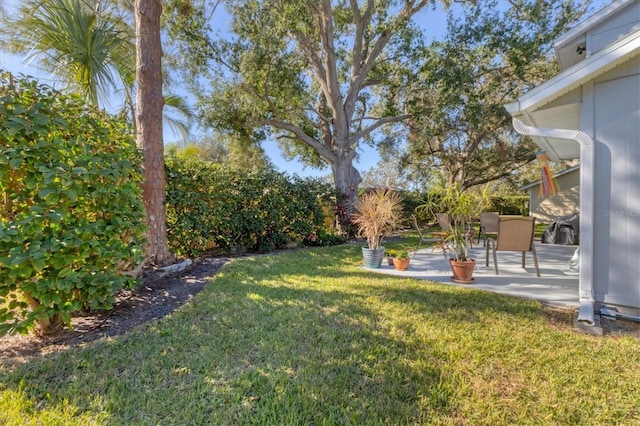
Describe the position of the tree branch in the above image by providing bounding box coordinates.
[317,0,347,131]
[349,0,374,81]
[259,117,336,162]
[344,0,428,118]
[351,114,411,142]
[293,30,329,96]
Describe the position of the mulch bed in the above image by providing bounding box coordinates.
[0,256,228,364]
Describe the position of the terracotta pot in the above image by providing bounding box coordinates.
[449,258,476,284]
[392,257,410,270]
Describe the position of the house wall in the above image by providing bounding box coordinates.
[589,57,640,313]
[588,0,640,53]
[528,170,580,223]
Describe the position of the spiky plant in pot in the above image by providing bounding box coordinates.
[352,189,404,268]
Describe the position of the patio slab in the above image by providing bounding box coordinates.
[372,242,579,307]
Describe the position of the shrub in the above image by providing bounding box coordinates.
[490,196,529,215]
[0,72,146,335]
[303,228,347,247]
[399,190,424,225]
[394,249,410,259]
[165,156,335,256]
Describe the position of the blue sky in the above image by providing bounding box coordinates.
[1,1,607,179]
[0,1,455,179]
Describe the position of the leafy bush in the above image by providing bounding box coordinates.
[399,190,424,224]
[303,228,347,247]
[490,196,529,215]
[0,72,146,335]
[165,156,335,256]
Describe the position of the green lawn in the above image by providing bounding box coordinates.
[1,245,638,425]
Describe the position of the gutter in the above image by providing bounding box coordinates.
[512,118,596,325]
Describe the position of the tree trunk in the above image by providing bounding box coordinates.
[135,0,172,265]
[22,292,62,335]
[332,150,361,234]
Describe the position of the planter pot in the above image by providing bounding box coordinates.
[449,258,476,284]
[392,257,410,271]
[386,256,394,266]
[362,246,385,269]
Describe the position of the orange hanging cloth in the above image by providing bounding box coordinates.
[536,151,557,197]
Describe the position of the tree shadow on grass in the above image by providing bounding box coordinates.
[0,246,548,424]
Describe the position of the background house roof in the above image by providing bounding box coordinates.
[518,165,581,191]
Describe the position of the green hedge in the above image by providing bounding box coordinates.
[408,193,530,224]
[489,196,529,215]
[0,72,146,335]
[165,157,339,256]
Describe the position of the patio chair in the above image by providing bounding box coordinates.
[412,215,428,252]
[486,216,540,277]
[413,215,449,258]
[479,212,500,247]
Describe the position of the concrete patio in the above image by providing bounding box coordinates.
[374,242,580,307]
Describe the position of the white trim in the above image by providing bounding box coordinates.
[515,110,579,161]
[554,0,637,50]
[512,119,596,325]
[505,29,640,114]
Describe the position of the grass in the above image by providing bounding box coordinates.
[1,245,639,425]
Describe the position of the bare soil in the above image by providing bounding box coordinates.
[1,253,638,366]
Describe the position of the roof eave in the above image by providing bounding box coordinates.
[507,29,640,116]
[554,0,637,51]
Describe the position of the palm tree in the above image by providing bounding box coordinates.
[1,0,190,264]
[1,0,133,107]
[0,0,191,138]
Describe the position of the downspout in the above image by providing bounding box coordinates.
[512,118,596,325]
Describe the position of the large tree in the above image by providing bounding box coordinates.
[170,0,435,229]
[400,0,592,190]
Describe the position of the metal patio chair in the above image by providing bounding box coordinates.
[479,212,500,247]
[486,216,540,277]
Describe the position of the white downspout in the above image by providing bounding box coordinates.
[513,118,596,325]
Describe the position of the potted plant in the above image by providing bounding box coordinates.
[392,248,411,270]
[385,249,396,265]
[419,179,490,283]
[352,189,404,268]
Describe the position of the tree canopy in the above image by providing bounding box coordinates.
[0,0,193,138]
[168,0,438,228]
[165,0,595,226]
[399,0,592,189]
[167,132,273,170]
